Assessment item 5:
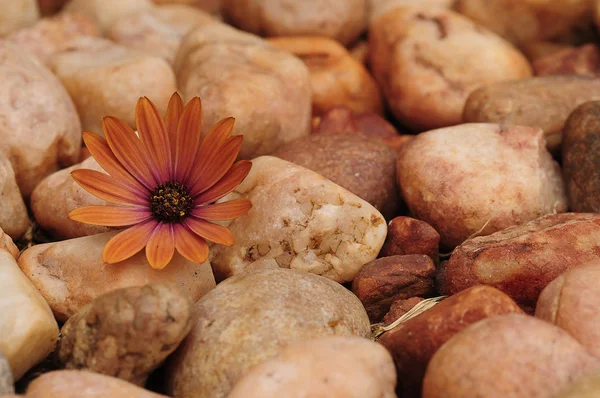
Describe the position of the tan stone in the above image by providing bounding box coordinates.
[0,157,29,240]
[0,40,81,197]
[369,0,454,21]
[0,228,19,260]
[152,0,222,14]
[166,268,371,398]
[0,343,14,395]
[63,0,153,32]
[0,0,39,37]
[174,23,311,159]
[18,232,216,322]
[48,37,176,136]
[210,156,387,283]
[557,373,600,398]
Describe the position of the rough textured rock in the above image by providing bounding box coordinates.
[396,123,566,249]
[380,286,523,398]
[48,37,176,136]
[18,232,216,322]
[533,44,600,77]
[108,5,216,63]
[557,373,600,398]
[210,156,387,283]
[7,13,99,64]
[463,76,600,151]
[58,284,192,385]
[167,268,371,398]
[25,370,169,398]
[536,262,600,359]
[352,255,436,323]
[370,6,532,131]
[440,213,600,312]
[31,157,110,239]
[382,297,424,325]
[228,336,397,398]
[174,23,311,159]
[0,243,59,380]
[379,217,440,263]
[563,101,600,213]
[0,157,29,240]
[222,0,368,46]
[312,106,400,139]
[422,314,600,398]
[272,133,398,219]
[0,351,14,395]
[268,36,383,116]
[0,0,39,37]
[63,0,153,32]
[0,40,81,197]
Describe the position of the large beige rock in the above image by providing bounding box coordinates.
[0,229,19,259]
[396,124,566,249]
[369,0,454,21]
[7,13,99,65]
[108,5,216,64]
[48,37,176,136]
[0,0,39,37]
[210,156,387,283]
[0,232,59,380]
[174,23,311,159]
[0,40,81,197]
[152,0,221,14]
[228,336,397,398]
[31,157,110,239]
[222,0,367,46]
[557,373,600,398]
[63,0,153,32]
[18,232,216,322]
[0,157,29,240]
[166,268,371,398]
[0,351,13,395]
[370,6,532,131]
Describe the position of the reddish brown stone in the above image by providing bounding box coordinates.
[534,44,600,77]
[380,217,440,263]
[382,297,424,325]
[351,255,436,323]
[313,106,399,139]
[379,285,523,398]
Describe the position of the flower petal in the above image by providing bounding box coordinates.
[194,160,252,205]
[69,206,152,226]
[103,116,159,189]
[174,97,202,182]
[193,199,252,221]
[173,223,209,264]
[71,169,149,206]
[185,217,235,246]
[136,97,172,181]
[103,220,157,264]
[146,222,175,270]
[165,92,184,165]
[189,135,243,197]
[82,131,146,191]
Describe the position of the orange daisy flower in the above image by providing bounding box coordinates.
[69,93,252,269]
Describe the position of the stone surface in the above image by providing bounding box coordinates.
[58,283,192,385]
[25,370,168,398]
[440,213,600,312]
[312,106,400,139]
[536,262,600,359]
[521,40,574,63]
[382,297,424,325]
[396,123,566,249]
[272,133,398,219]
[0,351,14,395]
[563,101,600,213]
[18,231,216,322]
[210,156,387,283]
[0,40,81,197]
[108,4,216,63]
[31,157,110,239]
[422,314,600,398]
[379,217,440,263]
[0,157,29,240]
[48,37,176,136]
[533,44,600,77]
[557,373,600,398]
[463,76,600,151]
[222,0,368,46]
[370,6,531,131]
[0,0,39,37]
[174,23,311,159]
[166,268,371,398]
[369,0,454,21]
[228,336,397,398]
[379,286,522,398]
[63,0,153,32]
[7,12,99,64]
[268,36,383,116]
[352,255,436,323]
[0,228,20,260]
[152,0,221,14]
[0,248,59,380]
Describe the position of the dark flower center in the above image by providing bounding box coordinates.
[150,181,193,223]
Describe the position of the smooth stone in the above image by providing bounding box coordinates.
[379,217,440,263]
[166,268,371,398]
[210,156,387,283]
[0,0,39,37]
[18,232,216,322]
[533,44,600,77]
[63,0,153,33]
[557,373,600,398]
[0,40,81,197]
[0,228,19,259]
[0,351,14,395]
[0,156,29,240]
